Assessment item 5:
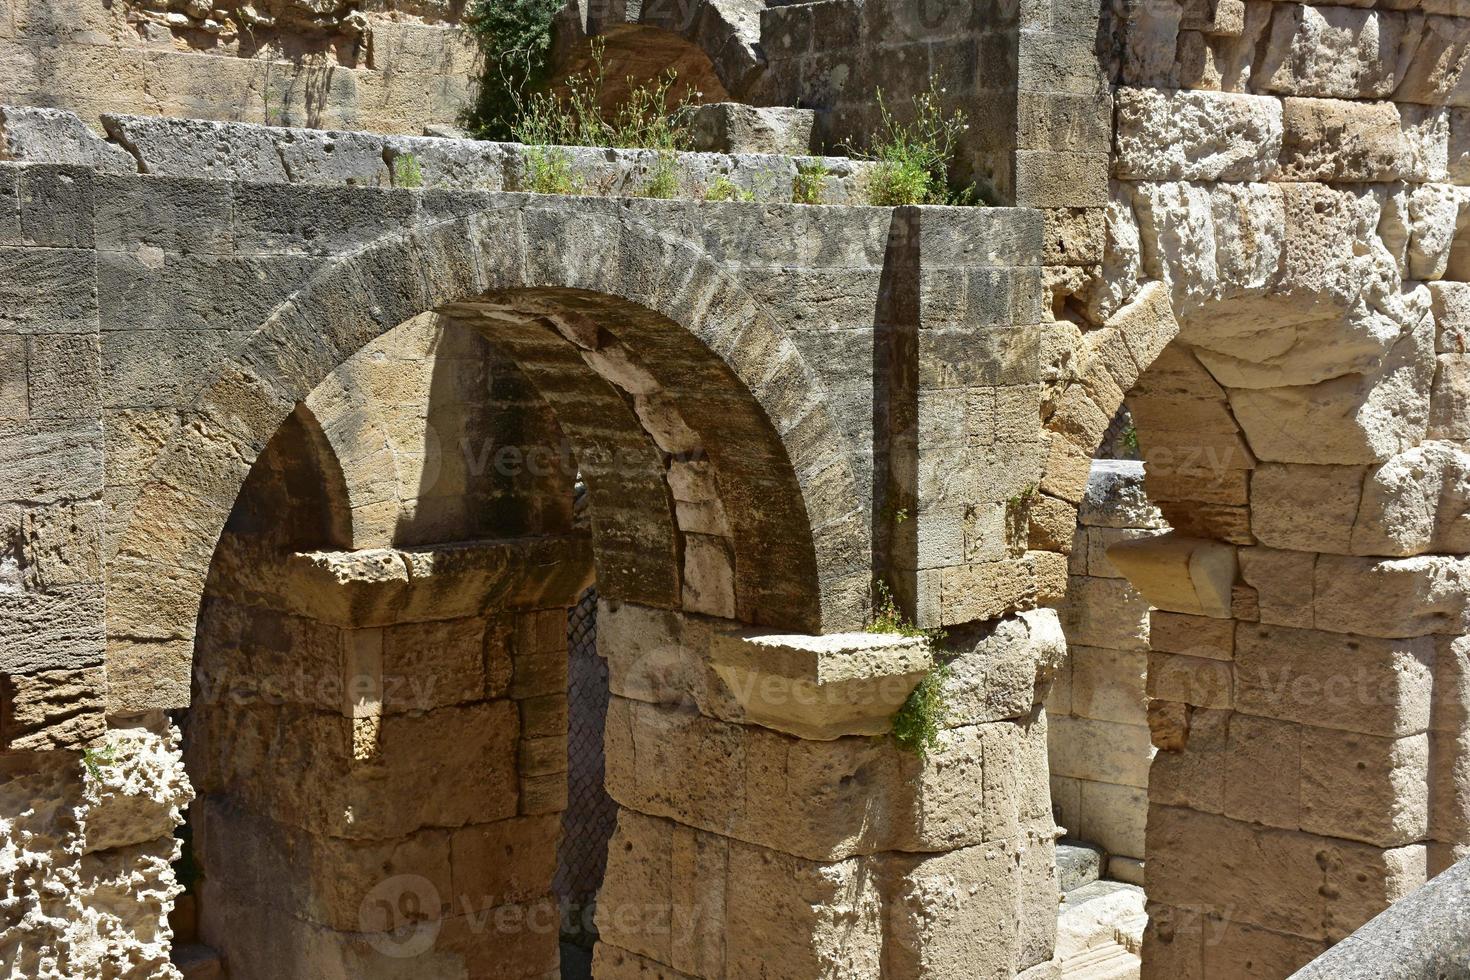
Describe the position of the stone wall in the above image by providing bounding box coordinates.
[1049,459,1163,885]
[0,0,478,134]
[0,718,192,979]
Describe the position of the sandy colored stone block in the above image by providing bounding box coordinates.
[1147,651,1232,709]
[1,665,103,751]
[1251,463,1365,554]
[1222,714,1301,831]
[1314,553,1470,638]
[1201,919,1327,980]
[1048,715,1153,789]
[1234,624,1434,736]
[1278,97,1416,181]
[1107,532,1236,619]
[1147,806,1426,940]
[1239,547,1315,629]
[880,841,1023,979]
[1060,576,1150,651]
[1299,728,1429,846]
[708,628,931,739]
[1077,780,1147,860]
[1149,610,1233,660]
[1115,87,1282,181]
[939,610,1067,726]
[1067,646,1146,725]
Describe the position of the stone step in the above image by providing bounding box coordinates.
[1057,840,1106,892]
[1057,943,1142,980]
[1055,880,1147,980]
[172,943,223,980]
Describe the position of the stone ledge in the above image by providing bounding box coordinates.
[0,106,877,204]
[708,629,932,739]
[206,534,593,627]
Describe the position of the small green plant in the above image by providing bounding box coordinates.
[1121,423,1140,453]
[509,39,699,153]
[82,745,116,781]
[853,82,972,206]
[892,663,951,757]
[393,153,424,189]
[1005,485,1037,554]
[462,0,563,140]
[705,175,755,202]
[522,146,582,195]
[639,152,681,199]
[793,161,830,205]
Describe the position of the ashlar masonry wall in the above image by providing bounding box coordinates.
[1049,459,1164,885]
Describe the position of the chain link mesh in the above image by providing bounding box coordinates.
[554,586,615,946]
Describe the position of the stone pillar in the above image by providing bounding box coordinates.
[1111,529,1466,976]
[591,598,1067,979]
[187,537,590,979]
[1050,459,1165,884]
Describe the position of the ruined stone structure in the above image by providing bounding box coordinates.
[6,0,1470,978]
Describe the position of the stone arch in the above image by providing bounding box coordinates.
[105,203,863,713]
[1041,169,1470,974]
[558,0,765,99]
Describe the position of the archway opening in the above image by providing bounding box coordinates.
[169,269,827,979]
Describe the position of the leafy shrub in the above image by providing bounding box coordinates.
[522,146,582,195]
[393,153,423,189]
[639,153,682,198]
[462,0,563,140]
[793,161,829,205]
[855,83,972,206]
[892,663,950,757]
[705,175,754,202]
[511,40,698,152]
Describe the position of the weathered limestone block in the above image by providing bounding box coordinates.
[1237,546,1314,628]
[707,629,931,739]
[1225,306,1433,464]
[1254,4,1413,99]
[188,700,519,840]
[1047,715,1153,788]
[1150,610,1234,660]
[1107,532,1237,619]
[1114,87,1282,180]
[1059,575,1151,650]
[1314,553,1470,637]
[604,695,1042,859]
[881,840,1027,979]
[687,103,816,155]
[1147,651,1232,709]
[599,599,748,723]
[82,721,192,855]
[1406,183,1461,280]
[597,810,886,979]
[1221,713,1303,830]
[101,114,293,182]
[1081,192,1142,325]
[939,610,1068,725]
[1430,353,1470,440]
[1146,806,1426,941]
[1235,624,1434,736]
[1078,460,1163,530]
[1251,462,1365,554]
[1277,98,1448,182]
[1065,646,1147,724]
[1352,442,1470,555]
[0,105,135,172]
[1,665,104,750]
[1395,13,1470,107]
[1300,728,1430,846]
